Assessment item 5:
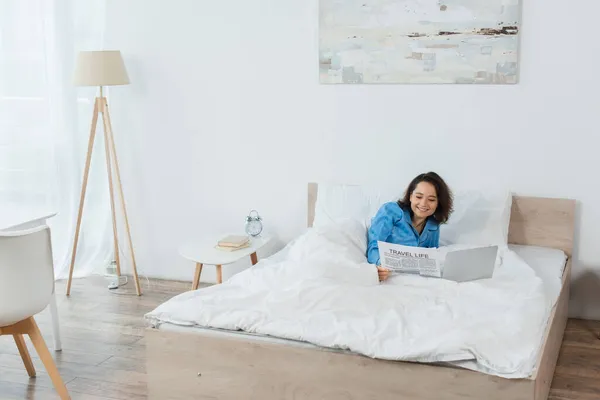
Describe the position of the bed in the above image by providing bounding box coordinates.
[145,183,575,400]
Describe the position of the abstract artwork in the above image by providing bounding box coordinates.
[319,0,522,84]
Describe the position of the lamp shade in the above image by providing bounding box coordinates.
[73,50,130,87]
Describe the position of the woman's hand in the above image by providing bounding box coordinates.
[377,266,391,282]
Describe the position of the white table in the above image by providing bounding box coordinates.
[0,205,62,351]
[179,235,271,288]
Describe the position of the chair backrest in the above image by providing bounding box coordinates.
[0,225,55,327]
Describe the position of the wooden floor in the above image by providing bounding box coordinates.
[1,276,600,399]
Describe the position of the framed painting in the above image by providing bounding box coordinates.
[319,0,522,84]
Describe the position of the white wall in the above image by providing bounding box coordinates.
[103,0,600,319]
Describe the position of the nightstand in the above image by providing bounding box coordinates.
[179,235,271,289]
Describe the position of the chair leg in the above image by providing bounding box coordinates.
[25,317,71,400]
[13,334,36,377]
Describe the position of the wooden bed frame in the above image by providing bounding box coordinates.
[146,183,576,400]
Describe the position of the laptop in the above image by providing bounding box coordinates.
[441,245,499,282]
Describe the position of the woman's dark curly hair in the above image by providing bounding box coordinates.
[397,172,454,224]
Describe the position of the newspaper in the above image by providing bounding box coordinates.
[377,241,443,278]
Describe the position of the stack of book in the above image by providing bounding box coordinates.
[215,235,250,252]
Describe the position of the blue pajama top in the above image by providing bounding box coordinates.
[366,202,440,266]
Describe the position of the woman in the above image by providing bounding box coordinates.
[367,172,453,282]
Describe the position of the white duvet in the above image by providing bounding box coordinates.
[145,220,560,379]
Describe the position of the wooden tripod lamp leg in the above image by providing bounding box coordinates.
[103,99,142,296]
[66,95,142,297]
[66,98,100,296]
[100,98,123,280]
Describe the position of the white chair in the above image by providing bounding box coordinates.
[0,225,70,399]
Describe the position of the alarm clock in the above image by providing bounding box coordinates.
[245,210,263,237]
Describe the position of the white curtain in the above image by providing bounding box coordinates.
[0,0,113,279]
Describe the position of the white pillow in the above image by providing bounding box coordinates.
[312,183,381,231]
[312,183,513,248]
[439,190,512,247]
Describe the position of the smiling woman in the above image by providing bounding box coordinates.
[366,172,454,282]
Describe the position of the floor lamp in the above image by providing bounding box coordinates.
[66,50,141,296]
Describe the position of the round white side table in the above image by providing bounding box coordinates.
[179,235,271,289]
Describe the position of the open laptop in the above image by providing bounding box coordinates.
[441,245,499,282]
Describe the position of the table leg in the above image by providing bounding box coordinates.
[48,294,62,351]
[216,265,222,284]
[192,263,203,290]
[250,252,258,265]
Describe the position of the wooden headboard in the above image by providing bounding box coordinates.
[507,196,576,257]
[307,183,576,257]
